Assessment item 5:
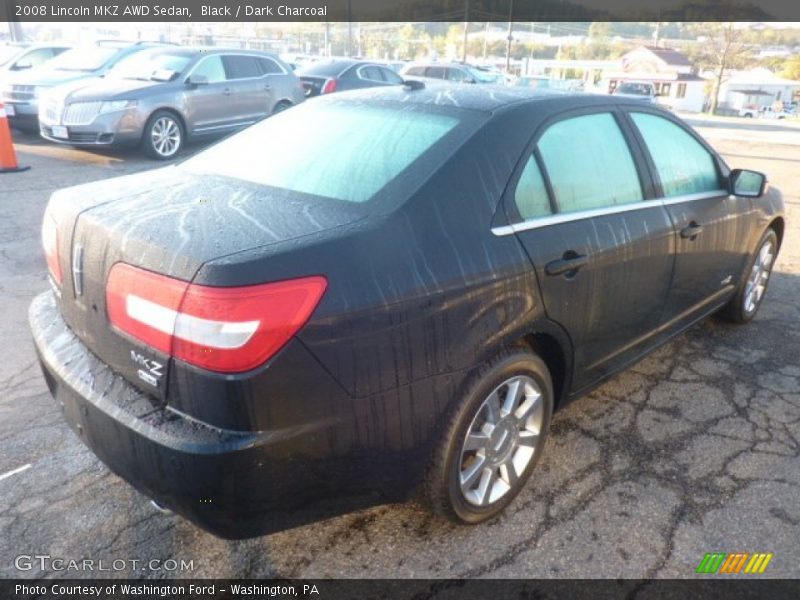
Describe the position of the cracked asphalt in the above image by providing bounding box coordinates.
[0,116,798,580]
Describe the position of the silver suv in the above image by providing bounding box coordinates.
[39,47,305,159]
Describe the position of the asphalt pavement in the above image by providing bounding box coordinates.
[0,118,798,579]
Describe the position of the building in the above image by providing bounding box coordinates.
[718,68,800,112]
[600,46,706,112]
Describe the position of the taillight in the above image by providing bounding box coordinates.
[42,210,62,285]
[322,79,338,94]
[106,263,327,373]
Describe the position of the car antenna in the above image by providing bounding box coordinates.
[402,79,425,91]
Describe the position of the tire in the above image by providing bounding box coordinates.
[719,228,778,324]
[272,101,292,115]
[422,349,554,524]
[142,110,184,160]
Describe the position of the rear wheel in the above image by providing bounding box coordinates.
[719,229,777,323]
[142,110,184,160]
[422,350,553,523]
[272,101,292,115]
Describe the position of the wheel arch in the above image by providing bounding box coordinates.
[516,330,572,411]
[769,216,785,251]
[143,107,188,141]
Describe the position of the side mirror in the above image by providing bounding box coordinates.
[185,74,209,87]
[729,169,767,198]
[12,61,32,71]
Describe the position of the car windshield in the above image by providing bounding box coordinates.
[108,52,191,81]
[0,46,23,67]
[46,46,119,72]
[466,67,501,84]
[616,82,652,95]
[183,101,471,204]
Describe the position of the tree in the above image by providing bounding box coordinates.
[695,23,752,115]
[780,56,800,82]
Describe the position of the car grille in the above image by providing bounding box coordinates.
[63,102,102,126]
[2,85,35,102]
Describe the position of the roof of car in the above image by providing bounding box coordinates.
[327,84,642,114]
[134,46,279,59]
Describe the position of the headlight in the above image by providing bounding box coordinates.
[99,100,137,114]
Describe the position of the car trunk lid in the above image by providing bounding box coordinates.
[52,166,364,402]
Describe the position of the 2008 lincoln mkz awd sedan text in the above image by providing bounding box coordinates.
[30,86,784,538]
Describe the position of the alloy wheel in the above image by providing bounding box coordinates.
[458,375,544,507]
[150,116,181,158]
[744,238,774,314]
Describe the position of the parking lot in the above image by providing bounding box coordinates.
[0,115,798,579]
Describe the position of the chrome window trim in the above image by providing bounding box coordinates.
[491,189,727,237]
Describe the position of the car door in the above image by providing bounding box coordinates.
[502,110,674,391]
[626,110,753,321]
[222,54,272,123]
[184,54,237,134]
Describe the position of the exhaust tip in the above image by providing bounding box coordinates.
[150,499,173,515]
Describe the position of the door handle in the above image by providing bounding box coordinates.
[264,84,272,91]
[680,222,703,240]
[545,253,589,277]
[223,88,232,96]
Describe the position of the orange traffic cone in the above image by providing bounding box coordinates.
[0,103,30,173]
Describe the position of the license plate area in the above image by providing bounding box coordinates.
[51,125,69,139]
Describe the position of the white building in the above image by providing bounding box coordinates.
[718,68,800,112]
[601,46,706,112]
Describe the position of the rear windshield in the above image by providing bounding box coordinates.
[183,101,474,204]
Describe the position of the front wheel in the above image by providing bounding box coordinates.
[142,111,184,160]
[719,229,777,323]
[422,350,553,523]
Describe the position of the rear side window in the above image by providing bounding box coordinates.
[258,57,283,75]
[426,66,447,79]
[514,156,552,220]
[537,113,643,213]
[631,113,720,198]
[380,68,403,84]
[404,66,425,77]
[223,55,262,79]
[184,103,464,203]
[359,66,383,81]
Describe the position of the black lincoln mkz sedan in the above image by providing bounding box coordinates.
[31,86,784,538]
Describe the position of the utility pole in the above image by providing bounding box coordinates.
[462,0,470,63]
[347,0,353,57]
[324,20,330,57]
[483,21,489,60]
[653,21,661,47]
[8,22,24,42]
[505,0,515,73]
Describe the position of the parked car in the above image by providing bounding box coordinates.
[612,80,658,103]
[400,62,502,84]
[1,41,169,131]
[0,43,71,87]
[30,87,784,538]
[38,47,304,159]
[296,58,404,97]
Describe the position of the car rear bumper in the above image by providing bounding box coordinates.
[28,291,387,539]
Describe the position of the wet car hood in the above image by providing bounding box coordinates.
[54,165,367,282]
